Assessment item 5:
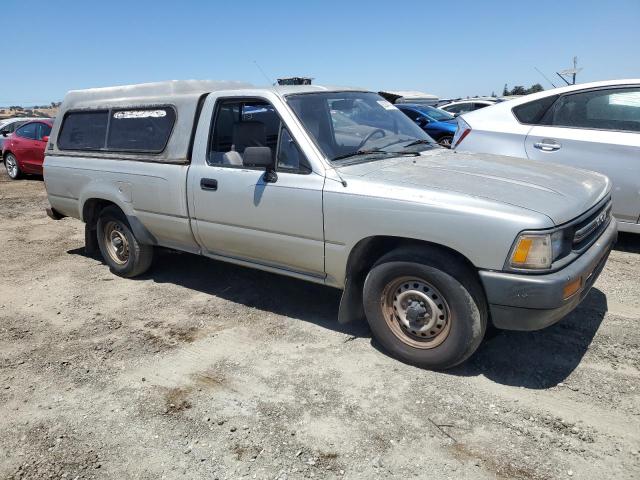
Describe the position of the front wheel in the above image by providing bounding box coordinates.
[97,206,153,278]
[363,255,486,370]
[4,153,22,179]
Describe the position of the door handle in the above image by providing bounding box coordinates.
[200,178,218,191]
[533,140,561,152]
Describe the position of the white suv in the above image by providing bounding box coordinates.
[453,79,640,233]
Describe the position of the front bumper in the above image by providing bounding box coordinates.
[479,219,617,331]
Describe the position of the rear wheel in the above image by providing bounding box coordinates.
[437,135,453,148]
[4,153,21,179]
[97,206,153,277]
[363,250,486,369]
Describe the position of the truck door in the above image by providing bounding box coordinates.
[188,97,326,279]
[524,86,640,226]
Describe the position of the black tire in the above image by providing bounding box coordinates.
[437,135,454,148]
[4,153,22,180]
[96,206,153,278]
[363,249,487,370]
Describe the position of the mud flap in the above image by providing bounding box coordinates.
[338,276,366,324]
[126,215,157,246]
[84,224,99,258]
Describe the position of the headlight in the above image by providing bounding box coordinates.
[509,230,569,270]
[510,233,552,269]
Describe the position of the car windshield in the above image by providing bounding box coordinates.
[416,105,455,122]
[286,91,436,163]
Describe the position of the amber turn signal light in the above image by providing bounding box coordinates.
[563,277,582,300]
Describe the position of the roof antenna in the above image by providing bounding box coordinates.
[534,67,557,88]
[253,60,275,86]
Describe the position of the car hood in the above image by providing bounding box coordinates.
[337,149,610,225]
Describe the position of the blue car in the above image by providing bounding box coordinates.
[396,104,457,148]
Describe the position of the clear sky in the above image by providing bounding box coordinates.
[2,0,639,105]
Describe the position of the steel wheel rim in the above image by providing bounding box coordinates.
[103,220,129,265]
[5,155,17,178]
[381,276,451,349]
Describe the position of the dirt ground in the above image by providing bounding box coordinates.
[0,173,639,480]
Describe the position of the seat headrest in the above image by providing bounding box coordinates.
[232,121,266,152]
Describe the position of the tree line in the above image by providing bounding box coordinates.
[502,84,544,96]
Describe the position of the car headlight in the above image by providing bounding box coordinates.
[509,229,571,270]
[509,233,552,269]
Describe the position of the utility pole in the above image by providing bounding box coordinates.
[556,57,582,86]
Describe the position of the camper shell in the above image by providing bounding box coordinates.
[48,80,253,164]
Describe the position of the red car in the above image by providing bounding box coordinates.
[2,119,52,179]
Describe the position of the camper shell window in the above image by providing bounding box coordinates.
[58,111,109,150]
[57,106,176,153]
[108,107,176,152]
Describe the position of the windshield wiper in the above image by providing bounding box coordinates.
[331,149,395,161]
[402,139,434,148]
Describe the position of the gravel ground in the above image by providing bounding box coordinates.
[1,173,639,480]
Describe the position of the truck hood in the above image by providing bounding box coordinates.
[337,149,610,225]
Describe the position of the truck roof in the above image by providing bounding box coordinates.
[62,80,364,108]
[49,80,367,165]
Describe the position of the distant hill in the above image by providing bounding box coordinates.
[0,103,60,121]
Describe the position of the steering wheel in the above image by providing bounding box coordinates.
[357,128,386,150]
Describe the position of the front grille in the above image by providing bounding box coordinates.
[572,201,612,251]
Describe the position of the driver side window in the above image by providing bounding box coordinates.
[209,99,310,174]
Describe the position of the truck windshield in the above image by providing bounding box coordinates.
[286,92,436,162]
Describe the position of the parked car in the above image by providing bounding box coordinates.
[2,119,53,179]
[453,79,640,234]
[396,104,457,147]
[0,117,40,152]
[44,80,616,369]
[438,98,497,116]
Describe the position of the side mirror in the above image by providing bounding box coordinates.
[1,131,8,137]
[244,146,277,183]
[417,117,429,126]
[41,135,50,143]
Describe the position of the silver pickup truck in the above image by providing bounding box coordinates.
[44,80,617,369]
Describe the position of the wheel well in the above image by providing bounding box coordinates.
[345,236,477,285]
[3,150,13,160]
[82,199,120,229]
[434,133,454,141]
[82,199,156,247]
[337,236,487,325]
